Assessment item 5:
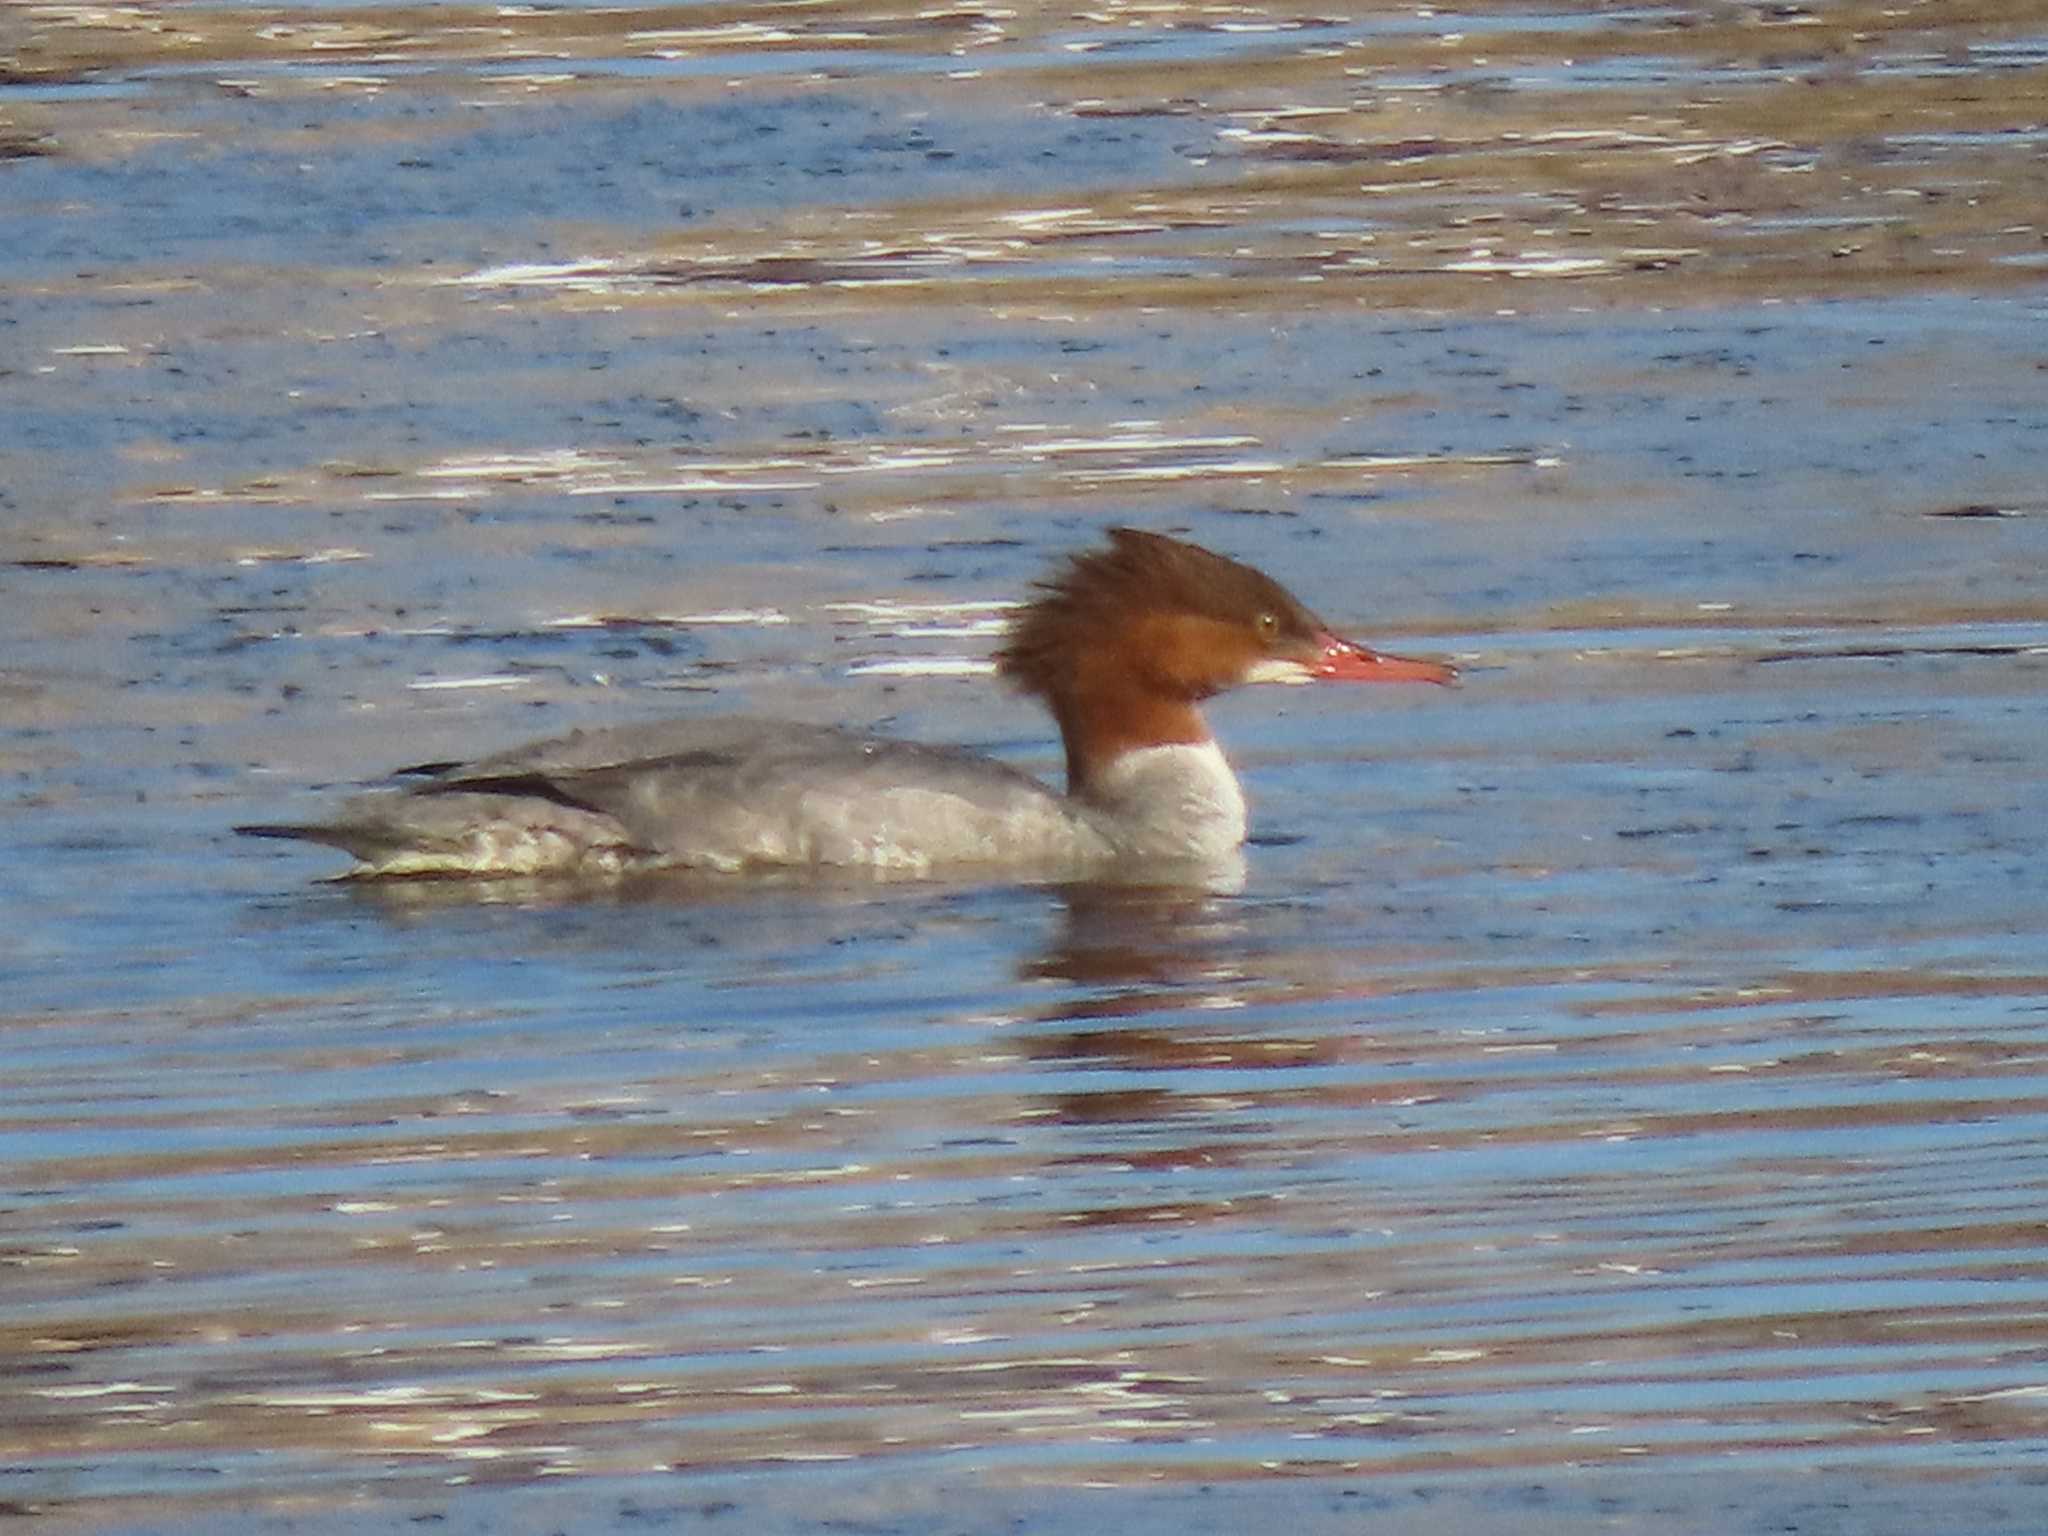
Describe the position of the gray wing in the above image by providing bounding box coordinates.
[434,717,863,779]
[415,719,1101,872]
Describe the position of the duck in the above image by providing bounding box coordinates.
[237,528,1454,879]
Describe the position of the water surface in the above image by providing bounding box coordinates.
[5,2,2048,1530]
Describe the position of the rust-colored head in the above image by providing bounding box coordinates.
[995,528,1453,793]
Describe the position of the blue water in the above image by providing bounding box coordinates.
[7,2,2048,1530]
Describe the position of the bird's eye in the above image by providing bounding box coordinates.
[1256,611,1280,635]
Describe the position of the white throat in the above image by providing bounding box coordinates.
[1082,739,1248,863]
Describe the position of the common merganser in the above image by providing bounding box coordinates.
[238,529,1454,879]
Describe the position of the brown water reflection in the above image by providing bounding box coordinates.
[10,873,2048,1509]
[6,0,2048,1530]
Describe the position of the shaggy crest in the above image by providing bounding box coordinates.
[996,527,1325,703]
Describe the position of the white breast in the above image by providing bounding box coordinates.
[1083,739,1248,863]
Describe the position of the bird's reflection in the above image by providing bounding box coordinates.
[1023,879,1350,1137]
[286,854,1336,1138]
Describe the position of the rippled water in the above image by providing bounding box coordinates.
[5,2,2048,1530]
